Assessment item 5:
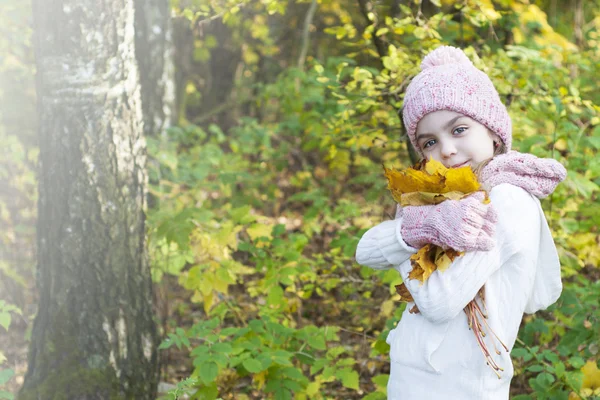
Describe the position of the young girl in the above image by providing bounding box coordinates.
[355,46,566,399]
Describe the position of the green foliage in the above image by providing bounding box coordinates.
[157,316,362,398]
[0,301,21,333]
[0,301,20,399]
[0,2,35,394]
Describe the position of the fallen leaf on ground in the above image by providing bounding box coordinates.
[582,360,600,390]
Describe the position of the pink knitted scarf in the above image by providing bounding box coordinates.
[479,151,567,199]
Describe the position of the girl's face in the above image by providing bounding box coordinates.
[415,110,497,169]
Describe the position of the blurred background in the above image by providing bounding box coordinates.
[1,0,599,399]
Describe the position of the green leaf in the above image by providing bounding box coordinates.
[554,362,566,378]
[257,353,272,370]
[372,338,390,355]
[0,369,14,386]
[568,356,585,369]
[280,367,308,383]
[363,393,386,400]
[310,358,328,375]
[211,343,233,353]
[0,390,14,400]
[196,382,218,400]
[527,365,545,373]
[372,374,389,389]
[272,355,293,367]
[282,379,303,392]
[0,313,10,331]
[543,352,559,363]
[336,367,359,390]
[199,362,219,385]
[243,358,264,373]
[511,347,529,358]
[307,335,326,350]
[265,380,292,400]
[249,320,265,333]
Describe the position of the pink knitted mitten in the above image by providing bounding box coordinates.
[401,192,498,252]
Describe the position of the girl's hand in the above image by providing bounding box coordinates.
[400,192,498,251]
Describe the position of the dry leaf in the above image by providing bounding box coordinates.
[445,166,481,193]
[395,283,420,313]
[384,158,483,207]
[400,190,468,207]
[408,244,439,282]
[434,246,464,272]
[395,282,414,303]
[408,244,463,282]
[424,158,447,175]
[383,164,446,202]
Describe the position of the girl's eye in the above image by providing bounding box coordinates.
[423,139,436,149]
[453,127,467,135]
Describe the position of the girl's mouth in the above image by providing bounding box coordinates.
[451,161,470,168]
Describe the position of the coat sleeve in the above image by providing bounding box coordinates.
[398,184,542,324]
[355,218,418,270]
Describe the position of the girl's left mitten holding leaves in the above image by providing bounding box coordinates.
[401,192,498,252]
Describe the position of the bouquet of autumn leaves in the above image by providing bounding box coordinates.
[384,159,508,377]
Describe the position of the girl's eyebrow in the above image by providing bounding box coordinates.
[416,115,466,139]
[443,115,466,130]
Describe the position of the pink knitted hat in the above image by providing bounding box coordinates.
[402,46,512,154]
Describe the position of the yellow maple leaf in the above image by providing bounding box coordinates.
[383,163,446,201]
[384,158,481,199]
[445,166,481,193]
[433,246,464,272]
[423,158,447,175]
[408,244,464,282]
[408,244,439,282]
[582,360,600,390]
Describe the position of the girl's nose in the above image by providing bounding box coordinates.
[440,141,457,158]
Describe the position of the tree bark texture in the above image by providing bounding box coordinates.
[21,0,159,398]
[134,0,175,137]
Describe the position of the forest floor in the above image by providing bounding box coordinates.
[1,277,536,399]
[0,314,29,395]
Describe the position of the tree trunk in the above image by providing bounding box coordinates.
[20,0,159,398]
[134,0,175,136]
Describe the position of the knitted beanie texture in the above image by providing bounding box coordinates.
[403,46,512,154]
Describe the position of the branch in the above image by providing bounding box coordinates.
[356,0,388,63]
[297,0,318,70]
[194,1,247,27]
